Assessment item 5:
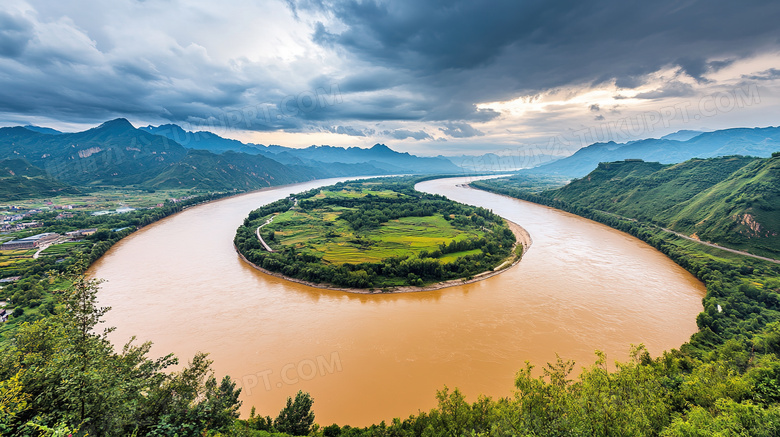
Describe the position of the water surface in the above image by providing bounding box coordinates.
[91,176,705,426]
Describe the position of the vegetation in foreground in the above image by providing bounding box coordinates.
[234,177,517,289]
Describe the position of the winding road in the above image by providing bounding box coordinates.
[255,216,275,252]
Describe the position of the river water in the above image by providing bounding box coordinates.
[90,176,705,426]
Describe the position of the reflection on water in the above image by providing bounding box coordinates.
[91,176,705,426]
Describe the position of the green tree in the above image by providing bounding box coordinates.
[274,391,315,436]
[0,259,242,435]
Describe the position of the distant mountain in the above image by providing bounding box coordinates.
[545,155,780,258]
[142,123,461,174]
[527,126,780,178]
[447,152,560,172]
[0,119,318,191]
[0,158,78,199]
[660,130,704,141]
[269,143,461,174]
[140,124,265,155]
[22,125,63,135]
[0,119,464,195]
[0,119,188,186]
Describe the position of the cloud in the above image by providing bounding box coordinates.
[0,11,33,58]
[439,122,484,138]
[382,129,431,140]
[327,125,375,136]
[743,68,780,81]
[0,0,779,154]
[297,0,780,101]
[634,81,696,99]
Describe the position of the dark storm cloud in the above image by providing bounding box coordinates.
[299,0,780,112]
[0,12,33,58]
[2,0,779,137]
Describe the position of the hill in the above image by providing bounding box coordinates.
[144,150,312,190]
[21,125,63,135]
[0,158,78,199]
[527,126,780,178]
[0,119,467,195]
[545,155,780,258]
[0,119,189,186]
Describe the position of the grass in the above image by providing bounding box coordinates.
[313,188,402,199]
[264,208,485,265]
[0,248,37,270]
[0,187,200,217]
[41,242,88,257]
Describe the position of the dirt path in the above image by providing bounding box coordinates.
[660,227,780,264]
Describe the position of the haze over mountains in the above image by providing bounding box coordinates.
[526,126,780,178]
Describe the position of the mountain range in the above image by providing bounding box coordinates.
[0,119,461,195]
[2,119,779,199]
[141,124,460,174]
[526,126,780,178]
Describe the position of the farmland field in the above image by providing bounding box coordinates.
[235,178,518,289]
[267,210,485,264]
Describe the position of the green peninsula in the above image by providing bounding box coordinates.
[234,178,520,290]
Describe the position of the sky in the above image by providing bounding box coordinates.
[1,0,779,156]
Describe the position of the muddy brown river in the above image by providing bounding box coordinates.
[90,176,705,426]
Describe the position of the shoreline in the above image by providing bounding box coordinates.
[236,218,532,295]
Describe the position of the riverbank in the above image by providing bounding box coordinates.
[236,217,531,294]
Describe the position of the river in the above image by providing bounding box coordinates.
[90,176,705,426]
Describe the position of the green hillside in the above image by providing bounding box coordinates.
[0,158,79,200]
[145,150,313,190]
[545,155,780,257]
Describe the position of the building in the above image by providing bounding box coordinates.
[66,228,97,238]
[1,232,60,250]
